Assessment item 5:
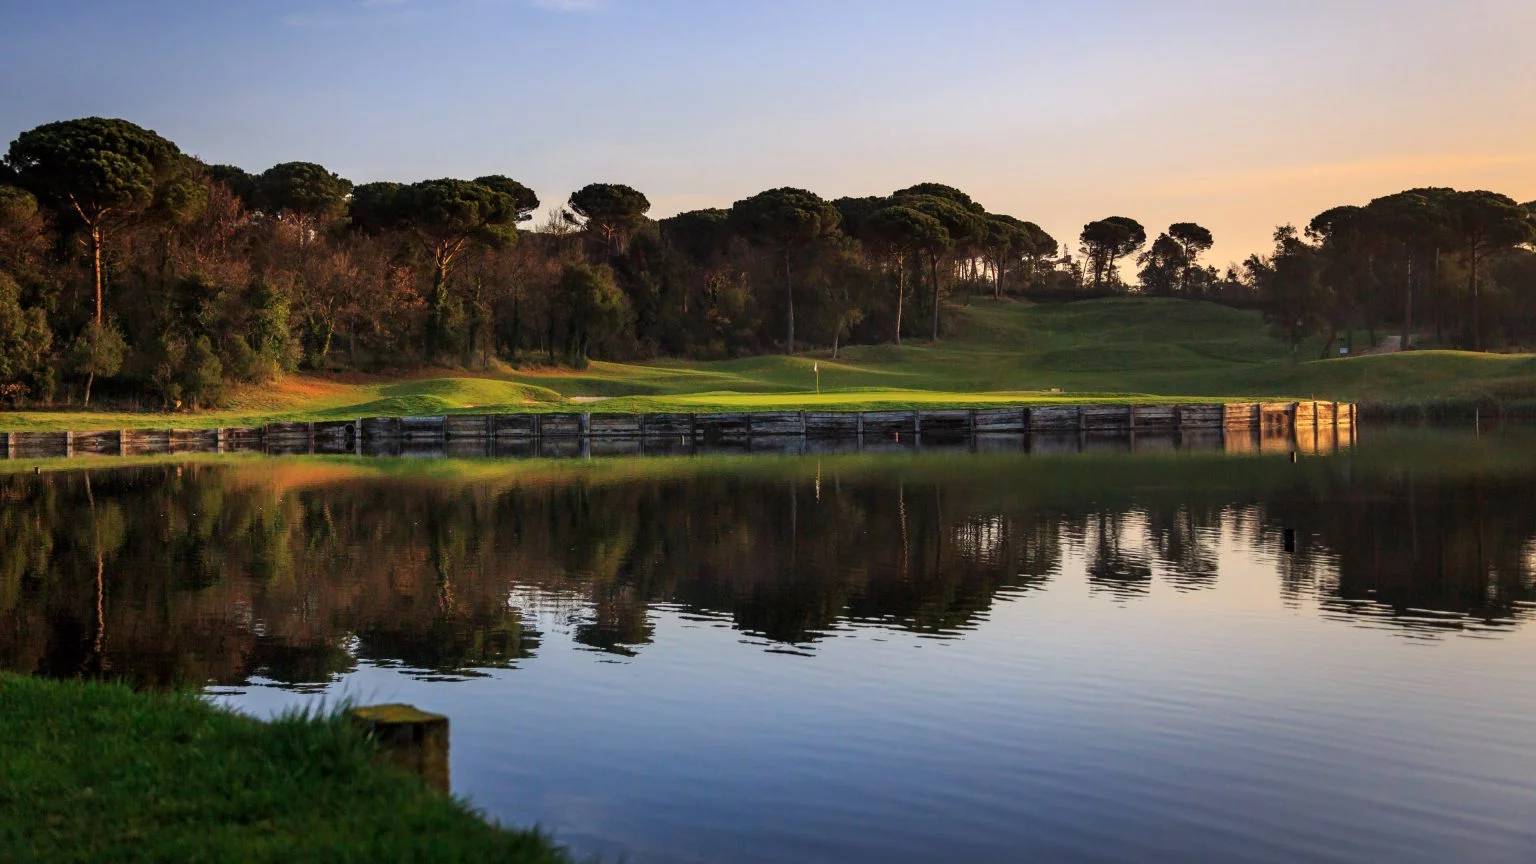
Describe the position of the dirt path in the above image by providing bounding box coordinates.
[1360,337,1411,357]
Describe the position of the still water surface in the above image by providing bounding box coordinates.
[4,428,1536,863]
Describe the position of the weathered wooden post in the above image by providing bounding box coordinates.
[350,704,450,794]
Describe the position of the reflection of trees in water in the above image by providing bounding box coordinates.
[1146,505,1223,591]
[1262,473,1536,632]
[573,584,653,657]
[1086,511,1154,601]
[3,455,1536,687]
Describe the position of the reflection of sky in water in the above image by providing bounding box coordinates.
[215,499,1536,864]
[8,428,1536,864]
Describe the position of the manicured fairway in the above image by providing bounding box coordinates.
[3,298,1531,430]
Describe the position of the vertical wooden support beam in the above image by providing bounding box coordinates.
[350,705,450,794]
[578,412,591,440]
[913,410,922,437]
[800,411,807,437]
[968,408,977,436]
[1021,407,1032,436]
[63,431,73,458]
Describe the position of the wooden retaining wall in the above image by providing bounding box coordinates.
[0,402,1357,459]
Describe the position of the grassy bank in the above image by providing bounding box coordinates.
[0,675,571,864]
[3,298,1533,431]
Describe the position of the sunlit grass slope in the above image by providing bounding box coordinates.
[3,297,1533,430]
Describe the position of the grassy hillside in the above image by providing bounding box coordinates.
[3,297,1532,430]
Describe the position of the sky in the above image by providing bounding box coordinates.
[2,0,1533,266]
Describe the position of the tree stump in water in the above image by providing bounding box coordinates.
[350,704,450,793]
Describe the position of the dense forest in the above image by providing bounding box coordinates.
[1,117,1534,408]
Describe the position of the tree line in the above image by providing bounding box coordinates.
[1,117,1533,407]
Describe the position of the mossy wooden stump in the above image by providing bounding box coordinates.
[350,704,450,794]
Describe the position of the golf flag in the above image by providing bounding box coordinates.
[813,361,819,373]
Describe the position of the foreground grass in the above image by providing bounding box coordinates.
[0,675,571,864]
[3,298,1533,431]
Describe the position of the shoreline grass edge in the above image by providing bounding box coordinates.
[0,674,573,864]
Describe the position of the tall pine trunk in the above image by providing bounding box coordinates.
[1470,243,1482,351]
[930,253,942,341]
[894,255,905,346]
[90,222,104,325]
[783,246,795,354]
[427,259,448,361]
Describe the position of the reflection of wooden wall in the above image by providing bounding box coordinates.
[1,402,1358,459]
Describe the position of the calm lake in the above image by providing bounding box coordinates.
[4,427,1536,863]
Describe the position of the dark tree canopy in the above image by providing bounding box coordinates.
[348,181,405,231]
[729,187,841,353]
[832,196,889,243]
[868,204,948,252]
[1022,222,1058,257]
[356,178,520,246]
[868,204,948,343]
[1168,222,1213,259]
[729,187,841,248]
[893,183,984,214]
[982,214,1034,299]
[257,161,352,227]
[896,194,983,246]
[4,117,189,323]
[353,177,524,358]
[567,183,651,254]
[1445,190,1535,350]
[472,175,540,223]
[1080,216,1146,288]
[891,193,983,339]
[1137,234,1187,296]
[207,164,258,205]
[1306,205,1370,244]
[661,208,731,262]
[4,117,185,223]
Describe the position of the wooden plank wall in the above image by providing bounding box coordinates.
[1,402,1358,459]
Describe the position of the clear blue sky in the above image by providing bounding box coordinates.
[3,0,1533,264]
